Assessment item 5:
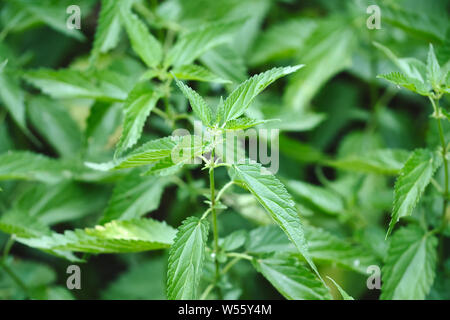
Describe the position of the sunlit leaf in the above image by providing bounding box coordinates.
[16,219,177,253]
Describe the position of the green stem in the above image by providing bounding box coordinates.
[200,284,214,300]
[431,99,449,227]
[437,116,448,207]
[208,150,222,298]
[152,107,170,121]
[221,257,241,275]
[209,166,220,279]
[226,252,253,261]
[215,181,234,203]
[430,97,448,264]
[201,208,212,220]
[0,260,29,298]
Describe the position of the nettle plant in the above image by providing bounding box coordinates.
[1,0,449,301]
[86,64,330,300]
[0,1,342,300]
[375,42,450,299]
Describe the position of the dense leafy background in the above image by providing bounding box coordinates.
[0,0,449,300]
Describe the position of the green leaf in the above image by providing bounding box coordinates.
[428,260,450,300]
[225,194,273,225]
[262,111,325,132]
[102,257,166,299]
[0,151,70,183]
[220,65,303,124]
[200,45,247,83]
[219,230,247,252]
[100,172,169,223]
[115,82,161,157]
[0,153,113,184]
[0,210,51,238]
[388,149,442,236]
[381,4,445,43]
[0,258,59,300]
[246,225,293,254]
[286,180,345,216]
[304,225,377,274]
[373,42,428,82]
[228,0,269,57]
[165,20,241,68]
[84,102,123,155]
[279,134,324,164]
[229,162,319,277]
[90,0,123,61]
[167,216,209,300]
[326,277,354,300]
[120,8,162,68]
[171,64,232,84]
[44,286,75,300]
[441,107,450,121]
[0,71,33,138]
[249,18,317,66]
[23,69,128,101]
[88,136,179,171]
[381,226,438,300]
[325,149,411,175]
[377,72,430,96]
[247,225,378,274]
[7,181,107,225]
[284,20,355,111]
[95,69,136,99]
[427,43,442,89]
[174,79,212,125]
[16,219,177,254]
[0,209,81,262]
[223,117,276,130]
[374,42,431,95]
[13,0,85,41]
[253,254,331,300]
[88,135,206,172]
[143,157,186,177]
[0,59,7,72]
[27,96,83,157]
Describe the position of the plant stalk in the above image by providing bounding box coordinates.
[431,98,449,229]
[437,116,448,213]
[430,97,448,265]
[208,150,221,298]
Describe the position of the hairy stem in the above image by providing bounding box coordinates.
[431,98,449,228]
[210,167,220,277]
[430,97,448,265]
[208,150,222,298]
[437,116,448,211]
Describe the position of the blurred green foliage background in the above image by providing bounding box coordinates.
[0,0,449,300]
